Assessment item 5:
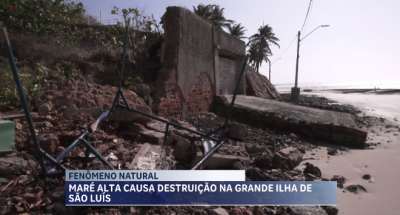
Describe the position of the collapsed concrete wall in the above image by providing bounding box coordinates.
[214,96,367,148]
[152,7,246,119]
[245,66,282,101]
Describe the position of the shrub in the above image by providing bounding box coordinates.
[0,56,82,110]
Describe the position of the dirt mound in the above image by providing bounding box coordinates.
[39,78,147,118]
[245,66,281,101]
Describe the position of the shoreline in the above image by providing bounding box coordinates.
[293,90,400,214]
[278,88,400,95]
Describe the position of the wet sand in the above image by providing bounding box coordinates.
[301,92,400,214]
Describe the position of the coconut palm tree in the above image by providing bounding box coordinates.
[247,24,279,73]
[192,4,213,20]
[193,4,234,29]
[228,23,247,39]
[247,41,272,72]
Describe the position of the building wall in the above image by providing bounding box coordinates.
[154,6,247,119]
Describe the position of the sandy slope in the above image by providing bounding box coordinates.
[300,92,400,214]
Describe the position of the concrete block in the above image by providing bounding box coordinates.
[0,120,14,152]
[138,130,165,145]
[128,143,174,170]
[164,133,192,159]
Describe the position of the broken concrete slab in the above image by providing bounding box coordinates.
[138,130,165,145]
[128,143,175,170]
[215,95,367,147]
[0,154,31,178]
[145,119,172,133]
[272,147,303,170]
[191,151,250,169]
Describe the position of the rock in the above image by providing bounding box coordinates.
[51,187,65,202]
[229,122,247,141]
[14,205,24,212]
[245,144,265,155]
[39,102,53,115]
[211,208,229,215]
[171,119,201,141]
[289,206,327,215]
[23,191,42,204]
[164,133,194,160]
[323,206,339,215]
[327,148,338,155]
[289,133,297,140]
[346,185,367,193]
[253,206,269,215]
[246,168,268,181]
[303,162,321,177]
[0,177,9,183]
[0,155,30,178]
[305,173,316,181]
[108,105,152,124]
[272,147,303,170]
[38,134,59,154]
[131,123,147,133]
[253,153,273,170]
[54,202,68,214]
[231,207,243,215]
[231,161,247,170]
[362,174,371,180]
[136,84,151,98]
[138,130,165,145]
[331,175,346,185]
[136,84,153,107]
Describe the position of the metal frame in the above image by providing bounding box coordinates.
[2,25,248,177]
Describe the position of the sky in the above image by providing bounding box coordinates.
[77,0,400,86]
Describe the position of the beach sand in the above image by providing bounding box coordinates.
[300,92,400,214]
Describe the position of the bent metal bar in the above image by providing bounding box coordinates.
[1,25,248,177]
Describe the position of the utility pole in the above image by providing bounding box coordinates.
[269,62,271,82]
[290,31,301,103]
[290,25,329,103]
[295,31,300,88]
[269,58,281,83]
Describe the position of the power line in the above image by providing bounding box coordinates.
[301,0,313,33]
[274,34,297,61]
[302,0,314,33]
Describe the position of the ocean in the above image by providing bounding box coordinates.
[274,80,400,92]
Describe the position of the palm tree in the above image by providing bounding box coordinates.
[228,23,247,39]
[247,24,280,73]
[247,41,272,72]
[193,4,213,20]
[193,4,234,29]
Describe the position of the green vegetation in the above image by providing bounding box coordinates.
[193,4,234,29]
[247,24,280,73]
[0,1,163,110]
[0,56,84,109]
[192,4,280,74]
[227,23,247,39]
